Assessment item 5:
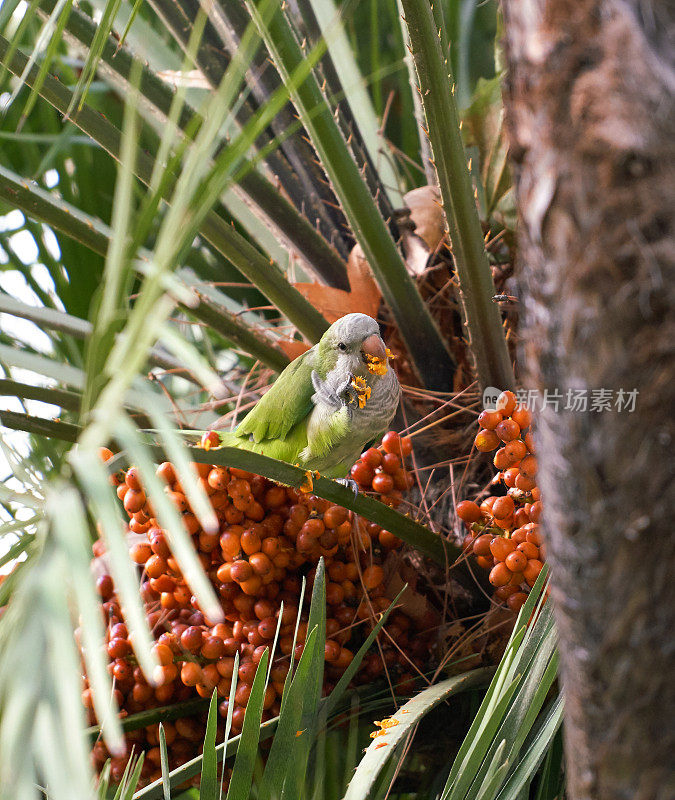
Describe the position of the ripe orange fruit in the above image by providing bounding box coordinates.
[492,496,515,520]
[456,500,481,523]
[489,563,512,587]
[495,391,517,416]
[475,430,500,452]
[477,410,502,430]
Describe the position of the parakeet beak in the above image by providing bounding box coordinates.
[361,334,387,362]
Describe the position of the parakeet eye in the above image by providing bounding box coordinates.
[337,342,347,351]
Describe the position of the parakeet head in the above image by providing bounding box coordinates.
[318,313,388,378]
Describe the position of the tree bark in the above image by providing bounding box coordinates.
[501,2,675,799]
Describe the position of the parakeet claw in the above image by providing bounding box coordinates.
[335,477,359,498]
[311,370,356,415]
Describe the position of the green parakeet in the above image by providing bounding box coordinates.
[217,313,400,479]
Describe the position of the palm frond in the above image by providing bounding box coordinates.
[246,0,455,391]
[400,0,514,392]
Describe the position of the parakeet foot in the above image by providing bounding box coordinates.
[335,477,359,498]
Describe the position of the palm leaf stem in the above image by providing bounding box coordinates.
[0,377,81,411]
[399,0,515,392]
[289,0,401,222]
[0,409,81,441]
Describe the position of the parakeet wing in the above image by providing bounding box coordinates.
[235,346,317,442]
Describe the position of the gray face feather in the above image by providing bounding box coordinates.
[320,313,383,377]
[327,313,380,347]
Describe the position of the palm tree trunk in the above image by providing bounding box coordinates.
[501,1,675,798]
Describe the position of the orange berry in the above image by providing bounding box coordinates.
[220,531,242,561]
[335,647,354,669]
[477,410,502,430]
[393,468,412,491]
[381,431,402,455]
[300,518,325,539]
[456,500,481,523]
[515,473,536,492]
[180,626,203,652]
[517,541,539,559]
[529,501,543,523]
[257,617,277,639]
[350,461,374,486]
[505,550,527,572]
[123,489,146,514]
[492,496,515,520]
[494,584,520,600]
[489,563,512,587]
[323,505,348,529]
[476,555,493,570]
[98,447,114,463]
[153,663,178,686]
[263,485,286,509]
[249,552,273,576]
[326,582,345,606]
[475,430,500,452]
[361,447,383,468]
[524,559,544,586]
[372,473,394,494]
[503,467,520,488]
[399,436,413,456]
[489,537,516,561]
[514,508,530,527]
[493,448,512,470]
[207,467,229,492]
[149,529,170,559]
[495,391,517,416]
[125,467,142,491]
[525,526,543,546]
[241,529,262,555]
[324,640,341,662]
[520,455,538,478]
[504,440,527,461]
[180,662,203,687]
[495,419,521,443]
[156,461,175,484]
[494,514,514,530]
[216,657,235,678]
[240,576,263,596]
[362,565,384,591]
[129,542,152,564]
[511,406,532,430]
[378,530,401,550]
[201,635,226,660]
[230,560,253,583]
[507,592,529,612]
[145,555,168,579]
[167,491,188,512]
[381,453,401,474]
[472,534,493,557]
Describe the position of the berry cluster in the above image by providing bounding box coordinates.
[349,431,415,512]
[88,432,431,786]
[457,391,544,613]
